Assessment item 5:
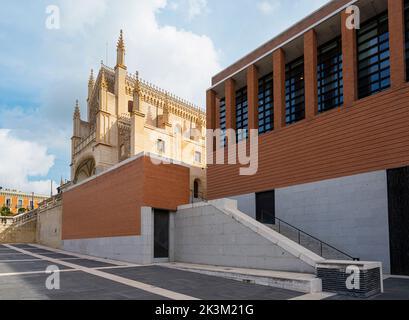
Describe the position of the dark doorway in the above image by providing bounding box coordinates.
[256,190,275,224]
[194,180,200,199]
[387,167,409,275]
[154,209,169,259]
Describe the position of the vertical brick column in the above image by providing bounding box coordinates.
[388,0,406,88]
[341,10,358,107]
[206,89,217,130]
[247,65,259,131]
[225,78,236,130]
[304,30,318,120]
[273,49,286,129]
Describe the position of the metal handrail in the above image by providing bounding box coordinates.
[190,190,207,205]
[262,210,359,261]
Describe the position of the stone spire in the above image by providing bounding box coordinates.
[88,69,95,86]
[74,100,80,119]
[100,69,108,90]
[116,29,126,68]
[88,69,95,102]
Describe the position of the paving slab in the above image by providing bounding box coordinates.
[0,271,167,300]
[9,244,38,249]
[0,254,42,261]
[0,248,21,253]
[102,266,303,300]
[62,259,117,269]
[0,260,72,274]
[32,252,81,260]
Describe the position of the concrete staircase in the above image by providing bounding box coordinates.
[0,210,38,244]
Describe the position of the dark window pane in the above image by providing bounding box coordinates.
[258,72,274,134]
[235,86,248,142]
[285,57,305,125]
[405,0,409,80]
[357,10,390,99]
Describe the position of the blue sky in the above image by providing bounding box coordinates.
[0,0,329,194]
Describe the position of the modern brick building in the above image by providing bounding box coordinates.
[206,0,409,275]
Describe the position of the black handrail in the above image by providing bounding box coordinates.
[190,190,207,204]
[261,210,359,261]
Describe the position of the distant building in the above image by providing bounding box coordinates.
[0,188,48,214]
[70,30,207,199]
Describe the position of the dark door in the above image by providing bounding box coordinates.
[387,167,409,275]
[256,190,275,224]
[154,209,169,259]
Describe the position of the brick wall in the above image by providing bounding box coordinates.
[207,0,409,200]
[208,84,409,199]
[62,156,190,240]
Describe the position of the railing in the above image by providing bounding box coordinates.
[261,210,359,261]
[190,190,207,205]
[0,208,39,229]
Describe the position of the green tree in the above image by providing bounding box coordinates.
[0,206,12,217]
[18,208,27,214]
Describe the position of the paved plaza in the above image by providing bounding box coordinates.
[0,244,408,300]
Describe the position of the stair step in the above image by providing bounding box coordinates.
[159,263,322,294]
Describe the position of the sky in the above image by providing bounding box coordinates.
[0,0,330,195]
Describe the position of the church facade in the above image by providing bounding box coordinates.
[71,31,207,198]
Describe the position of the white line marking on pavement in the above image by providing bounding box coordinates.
[30,244,134,267]
[0,259,43,263]
[290,292,336,300]
[94,265,142,270]
[0,269,79,277]
[4,244,198,300]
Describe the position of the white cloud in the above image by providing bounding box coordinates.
[59,0,108,34]
[187,0,208,20]
[1,0,220,188]
[0,129,57,195]
[52,0,220,105]
[257,0,281,15]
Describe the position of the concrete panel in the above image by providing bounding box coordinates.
[229,193,256,219]
[275,171,391,273]
[37,204,62,249]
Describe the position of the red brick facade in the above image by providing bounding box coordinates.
[62,156,190,240]
[207,0,409,200]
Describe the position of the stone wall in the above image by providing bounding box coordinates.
[37,203,63,249]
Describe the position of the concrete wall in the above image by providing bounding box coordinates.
[229,193,256,219]
[62,207,155,264]
[276,171,391,273]
[174,200,320,273]
[0,220,37,244]
[224,171,391,273]
[37,204,63,249]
